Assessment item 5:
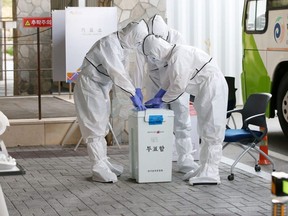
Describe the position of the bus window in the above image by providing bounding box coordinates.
[246,0,267,31]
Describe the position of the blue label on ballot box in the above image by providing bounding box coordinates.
[148,115,163,125]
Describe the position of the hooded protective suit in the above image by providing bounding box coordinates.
[118,20,149,96]
[73,20,148,183]
[0,111,9,136]
[143,35,228,184]
[145,15,198,174]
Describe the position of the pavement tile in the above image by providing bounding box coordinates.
[0,145,277,216]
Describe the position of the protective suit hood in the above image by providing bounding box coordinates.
[148,14,169,40]
[118,19,148,49]
[143,34,174,61]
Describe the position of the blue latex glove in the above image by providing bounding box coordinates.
[145,97,163,108]
[135,88,143,102]
[154,89,166,98]
[130,95,146,111]
[144,89,166,108]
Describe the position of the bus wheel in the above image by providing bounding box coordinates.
[277,74,288,138]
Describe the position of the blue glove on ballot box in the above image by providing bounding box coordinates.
[128,108,174,183]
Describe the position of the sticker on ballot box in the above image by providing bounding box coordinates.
[148,115,163,125]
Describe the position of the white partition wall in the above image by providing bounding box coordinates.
[52,10,65,82]
[167,0,244,104]
[65,7,117,82]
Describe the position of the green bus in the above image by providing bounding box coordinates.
[242,0,288,137]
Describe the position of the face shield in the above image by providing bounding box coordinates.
[147,14,169,41]
[118,19,148,50]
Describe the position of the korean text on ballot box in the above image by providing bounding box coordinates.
[128,109,174,183]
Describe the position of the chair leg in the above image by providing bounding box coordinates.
[247,150,258,163]
[230,146,253,177]
[238,145,258,164]
[225,143,258,164]
[108,122,121,149]
[222,142,230,149]
[254,146,275,171]
[74,136,83,151]
[61,118,78,147]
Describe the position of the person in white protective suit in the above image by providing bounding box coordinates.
[73,20,148,183]
[142,35,228,185]
[0,111,17,171]
[144,15,199,177]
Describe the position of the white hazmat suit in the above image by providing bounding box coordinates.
[142,35,228,185]
[145,15,198,175]
[74,21,148,183]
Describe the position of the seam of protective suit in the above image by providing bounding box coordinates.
[190,57,213,81]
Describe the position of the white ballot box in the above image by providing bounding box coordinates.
[128,109,174,183]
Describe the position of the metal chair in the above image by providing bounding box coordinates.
[223,93,275,181]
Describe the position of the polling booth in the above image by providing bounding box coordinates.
[128,109,174,183]
[52,7,117,83]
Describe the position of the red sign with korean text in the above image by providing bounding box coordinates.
[23,17,52,28]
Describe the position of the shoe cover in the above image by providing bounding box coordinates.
[182,165,200,181]
[177,154,199,174]
[99,139,124,177]
[0,152,16,170]
[91,160,117,183]
[87,140,117,183]
[189,176,220,185]
[188,163,220,185]
[175,133,198,173]
[104,159,123,177]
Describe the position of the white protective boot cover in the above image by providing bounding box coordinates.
[188,142,222,185]
[91,160,117,183]
[105,160,123,177]
[101,140,123,176]
[169,92,199,173]
[176,137,199,174]
[0,140,16,170]
[87,138,117,183]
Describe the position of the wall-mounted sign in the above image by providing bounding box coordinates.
[23,17,52,28]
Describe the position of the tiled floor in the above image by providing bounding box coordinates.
[0,144,278,216]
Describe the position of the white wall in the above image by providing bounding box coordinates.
[166,0,244,104]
